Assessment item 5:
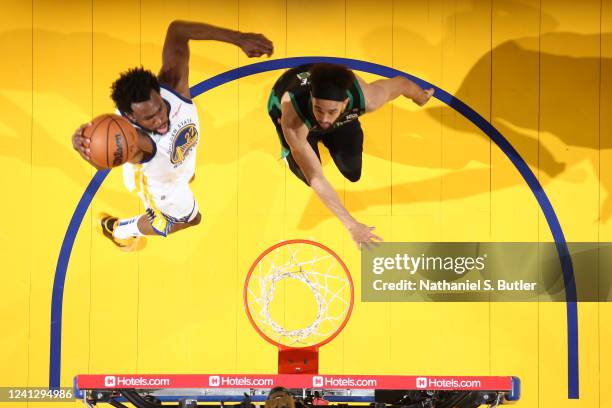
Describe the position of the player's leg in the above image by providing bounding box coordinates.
[100,213,147,252]
[139,184,200,237]
[105,209,200,240]
[100,184,200,251]
[135,210,201,235]
[321,120,364,182]
[170,212,201,232]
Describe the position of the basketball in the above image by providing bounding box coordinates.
[85,113,138,168]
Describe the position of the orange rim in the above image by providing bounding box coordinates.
[243,239,354,350]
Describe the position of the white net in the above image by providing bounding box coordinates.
[245,241,353,348]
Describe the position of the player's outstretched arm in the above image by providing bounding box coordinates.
[280,98,383,249]
[357,75,434,113]
[159,20,274,99]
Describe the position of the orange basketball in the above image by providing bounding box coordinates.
[85,114,138,169]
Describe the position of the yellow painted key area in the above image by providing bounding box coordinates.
[1,0,611,407]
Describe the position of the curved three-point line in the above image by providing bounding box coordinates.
[50,57,579,398]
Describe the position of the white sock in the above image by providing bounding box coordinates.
[113,216,144,239]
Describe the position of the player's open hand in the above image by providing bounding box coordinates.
[237,32,274,58]
[414,88,434,106]
[348,221,384,250]
[71,122,92,162]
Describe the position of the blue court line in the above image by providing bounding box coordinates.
[50,57,578,399]
[50,169,109,388]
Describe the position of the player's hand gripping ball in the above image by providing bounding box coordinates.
[84,114,138,169]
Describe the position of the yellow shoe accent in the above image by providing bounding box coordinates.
[116,236,147,252]
[98,212,147,252]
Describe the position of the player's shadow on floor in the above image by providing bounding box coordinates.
[298,1,611,228]
[3,20,609,225]
[0,28,269,214]
[0,28,240,189]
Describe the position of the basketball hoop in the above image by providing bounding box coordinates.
[244,240,354,374]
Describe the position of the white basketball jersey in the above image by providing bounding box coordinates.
[122,85,200,207]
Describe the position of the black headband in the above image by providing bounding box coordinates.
[310,85,347,102]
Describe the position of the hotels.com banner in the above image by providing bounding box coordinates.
[76,374,513,391]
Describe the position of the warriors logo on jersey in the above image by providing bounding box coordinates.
[171,122,199,165]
